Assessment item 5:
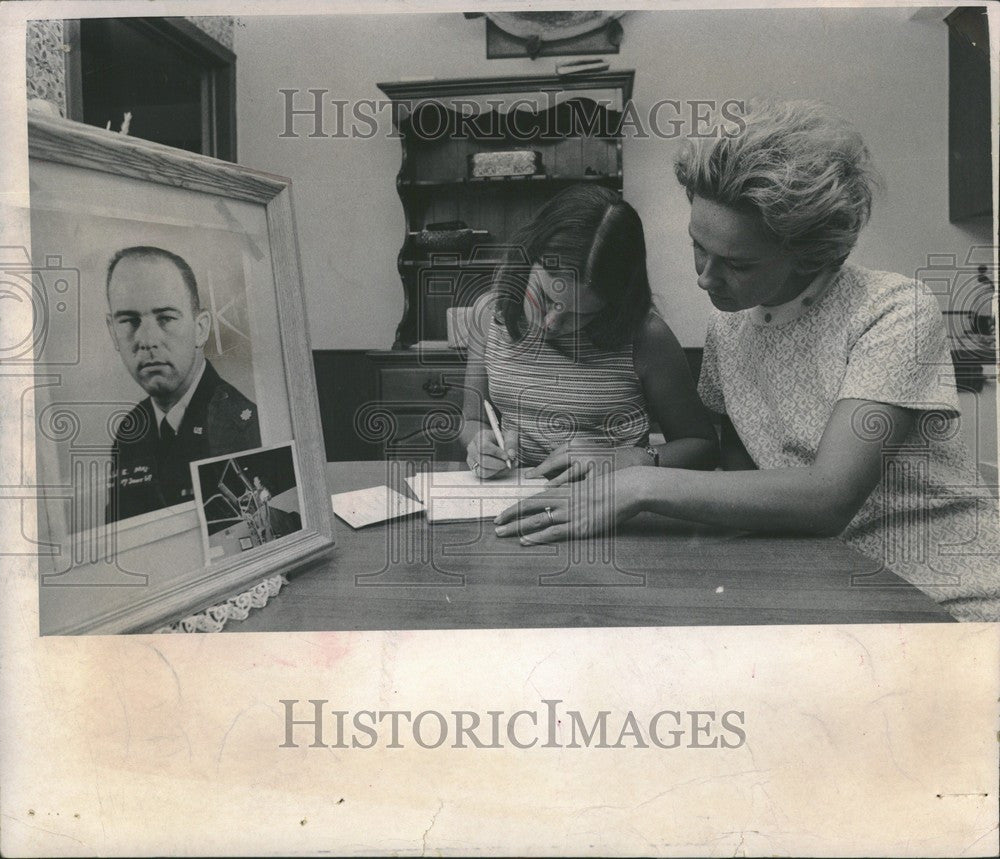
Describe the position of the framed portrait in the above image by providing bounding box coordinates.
[25,111,335,635]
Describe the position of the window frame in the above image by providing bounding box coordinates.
[63,16,237,162]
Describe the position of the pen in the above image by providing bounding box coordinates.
[483,400,513,471]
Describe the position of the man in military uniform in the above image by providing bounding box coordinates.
[105,246,261,523]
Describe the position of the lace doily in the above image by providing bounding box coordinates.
[155,574,287,633]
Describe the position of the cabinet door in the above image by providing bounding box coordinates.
[948,7,991,222]
[369,359,469,462]
[314,351,381,462]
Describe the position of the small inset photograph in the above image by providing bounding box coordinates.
[191,442,304,564]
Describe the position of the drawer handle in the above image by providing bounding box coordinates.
[422,377,451,399]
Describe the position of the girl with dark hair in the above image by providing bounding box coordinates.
[461,184,717,484]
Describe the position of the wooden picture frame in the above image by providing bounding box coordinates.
[27,112,334,635]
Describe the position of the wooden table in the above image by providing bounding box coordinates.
[226,462,954,630]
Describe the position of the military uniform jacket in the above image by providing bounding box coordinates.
[107,361,262,523]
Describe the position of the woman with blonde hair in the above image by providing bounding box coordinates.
[496,98,999,622]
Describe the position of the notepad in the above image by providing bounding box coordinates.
[331,485,425,529]
[405,469,549,523]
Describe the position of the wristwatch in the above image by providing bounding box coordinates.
[643,445,660,467]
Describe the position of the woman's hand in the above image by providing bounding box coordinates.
[466,428,519,479]
[494,466,644,544]
[525,444,650,486]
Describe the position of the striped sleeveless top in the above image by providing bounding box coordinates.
[483,310,650,466]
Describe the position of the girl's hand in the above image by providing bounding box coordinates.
[466,429,518,479]
[494,466,644,544]
[524,443,584,484]
[525,444,649,487]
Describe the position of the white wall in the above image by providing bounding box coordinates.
[236,8,992,350]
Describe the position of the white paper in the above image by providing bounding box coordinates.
[330,485,424,529]
[406,468,549,522]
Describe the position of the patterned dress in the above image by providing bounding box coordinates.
[698,263,999,622]
[483,304,650,466]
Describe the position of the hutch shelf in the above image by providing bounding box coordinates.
[377,70,634,349]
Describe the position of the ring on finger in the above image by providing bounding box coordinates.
[544,506,555,526]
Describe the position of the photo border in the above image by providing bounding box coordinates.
[190,440,306,564]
